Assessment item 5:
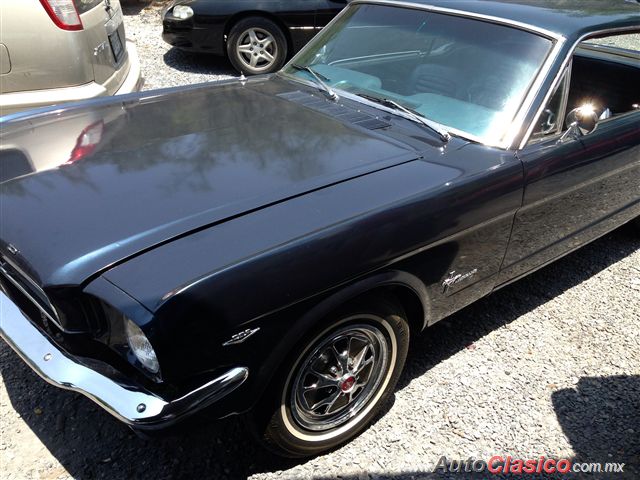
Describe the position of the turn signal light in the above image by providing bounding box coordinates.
[39,0,83,31]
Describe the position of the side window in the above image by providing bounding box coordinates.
[567,32,640,119]
[529,32,639,144]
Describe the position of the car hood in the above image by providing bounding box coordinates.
[0,77,418,287]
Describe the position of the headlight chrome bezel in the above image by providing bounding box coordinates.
[124,318,161,375]
[172,5,194,20]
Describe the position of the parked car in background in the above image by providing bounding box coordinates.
[0,0,142,116]
[162,0,348,74]
[1,0,639,459]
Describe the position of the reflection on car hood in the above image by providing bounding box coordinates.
[0,77,418,287]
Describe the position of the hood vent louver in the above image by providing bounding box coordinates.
[278,91,391,130]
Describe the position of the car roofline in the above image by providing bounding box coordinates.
[349,0,565,41]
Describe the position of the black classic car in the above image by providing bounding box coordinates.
[162,0,347,74]
[1,0,639,458]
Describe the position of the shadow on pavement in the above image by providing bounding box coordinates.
[552,375,639,479]
[1,226,638,479]
[163,48,238,77]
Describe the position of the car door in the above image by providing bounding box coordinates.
[273,0,335,52]
[499,36,640,284]
[314,0,348,29]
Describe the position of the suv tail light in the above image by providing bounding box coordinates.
[39,0,83,31]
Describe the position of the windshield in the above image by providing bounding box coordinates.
[283,4,554,145]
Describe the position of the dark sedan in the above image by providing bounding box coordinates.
[162,0,347,74]
[1,0,639,459]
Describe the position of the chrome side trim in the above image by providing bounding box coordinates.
[518,25,640,150]
[0,292,248,428]
[289,26,323,30]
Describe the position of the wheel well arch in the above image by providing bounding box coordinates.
[223,11,293,57]
[298,270,431,338]
[244,270,431,415]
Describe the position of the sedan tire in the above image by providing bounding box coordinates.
[227,17,288,75]
[253,296,410,457]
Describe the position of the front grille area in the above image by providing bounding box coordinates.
[53,294,109,336]
[0,255,108,335]
[0,255,62,330]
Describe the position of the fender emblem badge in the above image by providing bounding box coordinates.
[7,244,19,255]
[442,268,478,293]
[223,327,260,346]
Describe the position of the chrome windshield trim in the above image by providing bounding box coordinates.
[503,34,566,149]
[0,291,249,428]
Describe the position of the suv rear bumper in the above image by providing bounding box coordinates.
[0,39,143,117]
[0,291,248,429]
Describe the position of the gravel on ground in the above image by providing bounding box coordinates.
[1,3,639,479]
[123,1,236,91]
[2,226,638,480]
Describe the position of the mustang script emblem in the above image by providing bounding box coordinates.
[442,268,478,293]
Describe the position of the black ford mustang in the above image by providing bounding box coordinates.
[1,0,639,458]
[162,0,348,74]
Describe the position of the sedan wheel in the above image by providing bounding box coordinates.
[227,17,287,75]
[254,297,410,457]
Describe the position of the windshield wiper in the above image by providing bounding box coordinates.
[290,64,339,101]
[356,93,450,142]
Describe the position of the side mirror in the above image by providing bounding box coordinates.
[564,105,598,138]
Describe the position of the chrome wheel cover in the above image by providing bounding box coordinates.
[236,27,277,71]
[290,323,390,432]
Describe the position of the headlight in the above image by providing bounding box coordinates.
[172,5,193,20]
[125,318,160,374]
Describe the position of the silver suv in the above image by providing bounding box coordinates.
[0,0,142,116]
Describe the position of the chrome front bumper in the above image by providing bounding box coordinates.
[0,292,248,428]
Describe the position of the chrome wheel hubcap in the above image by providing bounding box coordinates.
[236,28,277,71]
[290,323,389,431]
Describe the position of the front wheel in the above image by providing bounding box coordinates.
[254,297,410,457]
[226,17,287,75]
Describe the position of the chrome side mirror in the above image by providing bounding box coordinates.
[561,105,598,141]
